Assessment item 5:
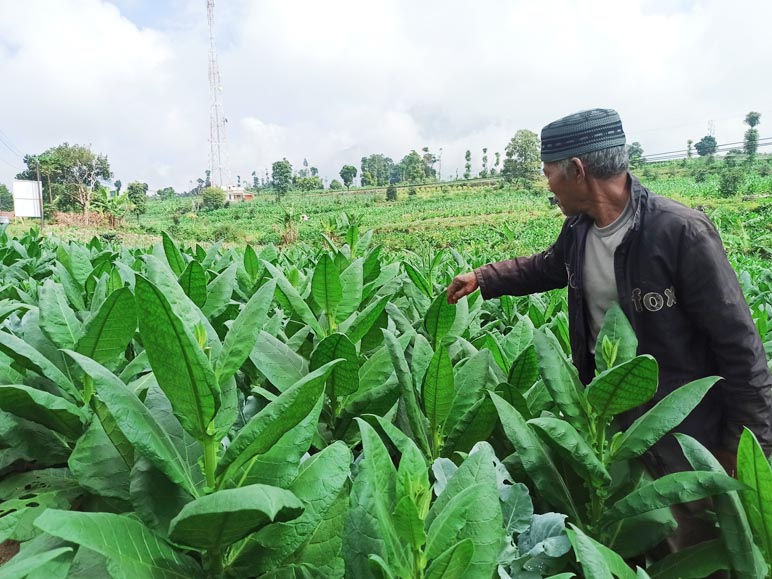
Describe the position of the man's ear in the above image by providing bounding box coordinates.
[571,157,586,182]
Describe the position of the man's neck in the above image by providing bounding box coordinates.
[586,173,631,227]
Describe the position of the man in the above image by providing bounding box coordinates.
[446,108,772,551]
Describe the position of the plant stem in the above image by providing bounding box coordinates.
[203,436,218,491]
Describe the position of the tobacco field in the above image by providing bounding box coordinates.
[0,216,771,579]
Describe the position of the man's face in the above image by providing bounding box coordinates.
[543,161,581,216]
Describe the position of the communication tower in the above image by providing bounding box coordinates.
[207,0,230,188]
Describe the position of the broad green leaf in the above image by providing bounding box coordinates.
[310,332,359,398]
[424,293,456,348]
[610,377,719,462]
[586,355,658,418]
[340,295,389,344]
[0,411,70,474]
[383,330,431,458]
[60,241,93,287]
[52,261,86,312]
[65,351,198,497]
[216,279,276,385]
[244,245,260,280]
[594,303,637,374]
[603,471,745,523]
[177,261,207,308]
[738,428,772,568]
[0,547,73,579]
[392,496,426,549]
[249,330,308,393]
[35,510,203,579]
[162,231,187,277]
[425,539,474,579]
[135,275,220,439]
[68,416,131,501]
[263,260,324,336]
[403,262,432,298]
[501,317,535,363]
[446,349,496,432]
[0,385,86,439]
[92,396,134,468]
[529,417,611,484]
[443,393,498,456]
[500,482,533,535]
[312,254,343,319]
[565,525,617,579]
[76,287,137,367]
[490,392,580,522]
[532,328,588,433]
[411,333,435,391]
[645,538,731,579]
[202,262,237,319]
[426,484,484,560]
[169,484,303,550]
[218,361,340,480]
[39,280,83,349]
[422,346,454,433]
[337,258,364,323]
[0,330,79,401]
[675,433,764,579]
[507,343,539,391]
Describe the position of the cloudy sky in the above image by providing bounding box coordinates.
[0,0,769,192]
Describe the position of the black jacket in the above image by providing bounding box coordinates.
[475,174,772,457]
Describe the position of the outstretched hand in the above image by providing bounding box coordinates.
[446,272,479,304]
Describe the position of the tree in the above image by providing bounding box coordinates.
[464,150,472,180]
[501,129,541,187]
[272,158,293,198]
[156,186,176,200]
[205,169,211,188]
[386,183,397,201]
[397,151,423,184]
[627,142,645,169]
[92,185,129,227]
[694,135,717,157]
[687,139,693,159]
[479,148,489,178]
[744,112,761,163]
[114,179,122,196]
[340,165,358,189]
[492,151,501,176]
[294,176,323,192]
[126,181,148,223]
[421,147,437,180]
[201,186,226,210]
[0,184,13,212]
[329,179,344,191]
[361,154,395,186]
[252,171,259,190]
[310,167,319,177]
[16,143,111,224]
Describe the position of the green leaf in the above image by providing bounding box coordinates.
[310,332,359,398]
[425,539,474,579]
[426,483,484,560]
[507,343,539,391]
[65,351,198,497]
[169,484,303,550]
[646,538,731,579]
[500,482,533,535]
[392,496,426,549]
[68,416,131,501]
[404,262,432,298]
[340,295,389,345]
[249,330,308,393]
[610,377,719,462]
[532,328,588,433]
[603,471,745,524]
[312,254,342,318]
[263,260,324,337]
[424,293,456,348]
[135,275,220,440]
[203,263,237,319]
[675,433,764,579]
[39,280,83,349]
[586,355,658,418]
[490,392,580,522]
[337,258,364,323]
[216,279,276,386]
[0,547,73,579]
[737,428,772,569]
[443,390,499,456]
[0,385,86,439]
[76,287,137,367]
[594,303,637,374]
[529,416,611,484]
[162,231,187,277]
[422,346,454,433]
[177,261,207,308]
[218,361,340,480]
[446,349,496,433]
[383,330,431,458]
[565,525,618,579]
[244,245,260,280]
[35,510,203,579]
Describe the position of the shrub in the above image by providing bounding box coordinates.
[719,168,744,197]
[408,186,417,196]
[386,184,397,201]
[201,186,226,210]
[329,179,344,191]
[212,222,243,242]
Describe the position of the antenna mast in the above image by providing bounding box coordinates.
[207,0,229,188]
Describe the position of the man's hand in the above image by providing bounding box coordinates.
[447,272,479,304]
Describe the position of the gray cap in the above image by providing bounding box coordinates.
[541,108,626,162]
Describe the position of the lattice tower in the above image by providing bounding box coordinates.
[207,0,230,188]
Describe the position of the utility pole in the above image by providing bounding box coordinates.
[35,157,44,229]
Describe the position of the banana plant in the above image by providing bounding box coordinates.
[491,304,744,557]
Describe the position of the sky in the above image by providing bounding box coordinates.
[0,0,770,192]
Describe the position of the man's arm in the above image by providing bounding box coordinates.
[676,225,772,456]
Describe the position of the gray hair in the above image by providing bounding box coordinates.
[556,145,629,179]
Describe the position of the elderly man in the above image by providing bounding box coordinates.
[447,108,772,552]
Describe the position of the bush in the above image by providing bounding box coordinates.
[408,186,417,196]
[329,179,344,191]
[201,186,226,210]
[719,168,744,197]
[212,222,243,242]
[386,184,397,201]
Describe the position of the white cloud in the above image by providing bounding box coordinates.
[0,0,770,192]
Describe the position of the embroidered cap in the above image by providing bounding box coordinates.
[541,108,626,162]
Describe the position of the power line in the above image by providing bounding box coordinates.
[0,128,25,158]
[643,136,772,161]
